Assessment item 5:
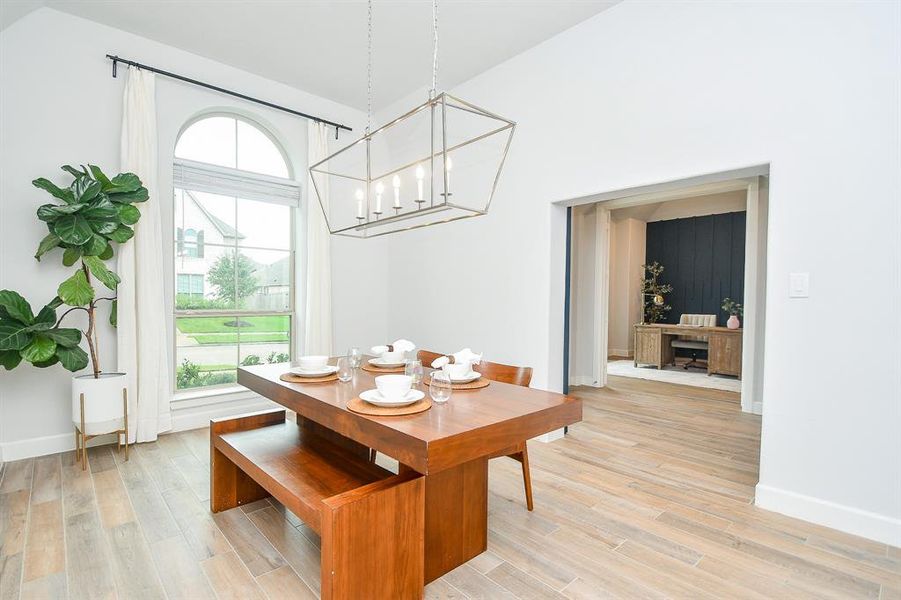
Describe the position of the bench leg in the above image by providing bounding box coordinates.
[210,409,285,512]
[321,473,425,599]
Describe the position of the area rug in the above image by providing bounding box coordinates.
[607,360,741,393]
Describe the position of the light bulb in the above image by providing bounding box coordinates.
[415,164,425,201]
[355,188,364,218]
[392,175,401,208]
[375,181,384,213]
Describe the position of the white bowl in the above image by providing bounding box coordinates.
[443,362,472,379]
[375,374,413,402]
[380,350,405,364]
[298,355,328,370]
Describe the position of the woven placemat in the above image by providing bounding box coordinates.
[362,363,406,374]
[426,374,490,390]
[346,396,432,416]
[280,372,338,384]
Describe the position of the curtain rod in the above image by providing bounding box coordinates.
[106,54,352,138]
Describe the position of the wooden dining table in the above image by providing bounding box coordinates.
[219,360,581,598]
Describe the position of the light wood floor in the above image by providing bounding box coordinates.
[2,376,899,599]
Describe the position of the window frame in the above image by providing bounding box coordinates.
[172,113,299,396]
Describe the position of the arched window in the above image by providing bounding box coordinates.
[173,114,299,392]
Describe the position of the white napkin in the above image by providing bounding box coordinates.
[452,348,482,367]
[392,339,416,353]
[371,339,416,355]
[430,356,450,369]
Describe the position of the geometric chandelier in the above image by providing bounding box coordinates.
[309,0,515,238]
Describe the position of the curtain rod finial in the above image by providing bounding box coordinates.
[112,58,118,78]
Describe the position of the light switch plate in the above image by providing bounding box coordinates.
[789,272,809,298]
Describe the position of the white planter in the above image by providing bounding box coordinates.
[72,373,127,436]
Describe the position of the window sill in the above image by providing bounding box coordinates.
[172,384,258,408]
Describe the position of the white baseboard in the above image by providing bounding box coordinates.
[755,483,901,547]
[569,375,601,387]
[0,394,278,461]
[751,401,763,415]
[608,348,633,358]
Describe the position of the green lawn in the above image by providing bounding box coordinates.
[189,333,289,345]
[196,364,236,372]
[175,315,289,334]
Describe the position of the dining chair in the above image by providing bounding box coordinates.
[417,349,536,511]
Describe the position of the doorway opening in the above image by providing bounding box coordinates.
[565,166,769,415]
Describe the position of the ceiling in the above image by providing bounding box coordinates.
[2,1,619,110]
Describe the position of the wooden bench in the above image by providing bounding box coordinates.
[210,409,425,599]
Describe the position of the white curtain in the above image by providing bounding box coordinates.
[303,122,333,355]
[117,68,172,442]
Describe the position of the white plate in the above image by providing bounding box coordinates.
[289,365,338,377]
[368,358,406,368]
[360,388,425,407]
[431,371,481,384]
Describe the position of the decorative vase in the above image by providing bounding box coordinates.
[72,373,129,469]
[727,315,740,329]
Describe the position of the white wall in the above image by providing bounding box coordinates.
[377,1,900,544]
[607,218,645,357]
[0,8,389,458]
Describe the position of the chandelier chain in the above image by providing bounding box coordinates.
[367,0,373,132]
[431,0,439,96]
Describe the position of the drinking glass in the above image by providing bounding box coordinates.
[348,347,363,369]
[405,359,423,385]
[336,357,353,382]
[429,371,452,404]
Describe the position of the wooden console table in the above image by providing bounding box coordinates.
[634,323,743,378]
[211,362,581,599]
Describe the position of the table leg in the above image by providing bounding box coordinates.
[422,457,489,583]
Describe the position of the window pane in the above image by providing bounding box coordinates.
[175,189,236,247]
[176,316,239,389]
[239,315,291,367]
[236,197,291,250]
[238,249,291,311]
[237,120,289,178]
[174,244,238,310]
[175,116,236,168]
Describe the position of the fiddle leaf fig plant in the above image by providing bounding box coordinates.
[1,164,147,378]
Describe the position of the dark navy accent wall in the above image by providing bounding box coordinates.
[645,212,745,326]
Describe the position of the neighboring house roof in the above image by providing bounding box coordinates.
[185,191,245,239]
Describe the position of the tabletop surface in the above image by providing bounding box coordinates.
[239,362,578,443]
[237,360,581,473]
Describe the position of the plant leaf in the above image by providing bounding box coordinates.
[73,178,102,203]
[83,256,120,290]
[91,219,119,235]
[0,323,32,351]
[57,270,94,307]
[110,187,149,204]
[107,172,141,193]
[61,165,87,179]
[0,290,34,324]
[81,198,118,219]
[0,349,22,370]
[117,204,141,225]
[108,225,134,243]
[34,303,56,326]
[21,335,57,363]
[24,321,54,332]
[47,296,63,310]
[34,232,60,260]
[109,299,117,327]
[98,245,114,260]
[53,215,93,245]
[81,235,108,257]
[32,356,60,369]
[37,203,85,222]
[89,165,112,188]
[62,247,82,266]
[32,178,75,203]
[56,344,88,371]
[44,328,81,347]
